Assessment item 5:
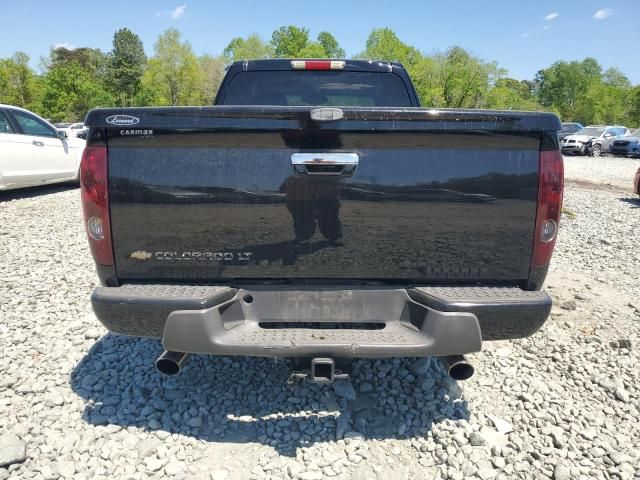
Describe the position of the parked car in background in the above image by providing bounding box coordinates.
[0,105,85,190]
[610,128,640,158]
[68,122,89,139]
[560,125,628,156]
[55,122,86,138]
[558,122,583,140]
[69,123,86,136]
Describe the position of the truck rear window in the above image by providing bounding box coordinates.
[220,71,412,107]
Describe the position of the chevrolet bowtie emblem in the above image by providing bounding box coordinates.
[130,250,153,260]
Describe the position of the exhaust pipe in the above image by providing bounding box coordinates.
[155,350,189,376]
[439,355,474,380]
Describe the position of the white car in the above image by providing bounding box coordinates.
[0,104,85,191]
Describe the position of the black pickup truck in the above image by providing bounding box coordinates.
[81,59,563,381]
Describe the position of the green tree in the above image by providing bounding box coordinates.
[574,81,628,125]
[34,45,113,120]
[358,28,435,103]
[534,58,637,123]
[317,32,345,58]
[602,67,631,89]
[39,62,114,121]
[199,54,226,104]
[141,29,204,106]
[404,55,438,105]
[628,87,640,126]
[298,42,328,58]
[358,27,450,106]
[271,26,310,58]
[223,34,273,61]
[7,25,635,122]
[535,58,603,120]
[0,52,39,108]
[580,57,603,81]
[50,46,109,79]
[433,46,506,108]
[485,78,543,110]
[358,28,421,66]
[107,28,147,106]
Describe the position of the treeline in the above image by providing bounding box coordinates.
[1,26,639,125]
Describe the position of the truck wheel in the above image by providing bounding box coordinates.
[591,144,601,157]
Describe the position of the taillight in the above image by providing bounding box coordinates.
[80,146,113,266]
[290,60,345,70]
[532,149,564,268]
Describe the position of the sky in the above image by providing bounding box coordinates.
[1,0,639,83]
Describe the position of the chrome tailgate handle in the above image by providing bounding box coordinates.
[291,153,359,176]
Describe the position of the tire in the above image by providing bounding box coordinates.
[591,144,602,157]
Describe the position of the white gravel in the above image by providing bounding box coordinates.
[563,154,640,190]
[0,157,639,480]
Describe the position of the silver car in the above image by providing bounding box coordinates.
[560,125,629,156]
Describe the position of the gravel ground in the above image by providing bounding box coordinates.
[563,154,640,190]
[0,156,639,480]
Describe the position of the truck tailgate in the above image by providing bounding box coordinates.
[94,107,555,283]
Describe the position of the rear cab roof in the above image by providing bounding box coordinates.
[215,59,421,106]
[230,58,403,72]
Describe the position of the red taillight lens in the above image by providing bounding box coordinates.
[80,146,113,266]
[304,60,331,70]
[532,150,564,268]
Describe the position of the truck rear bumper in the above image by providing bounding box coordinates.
[91,284,551,358]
